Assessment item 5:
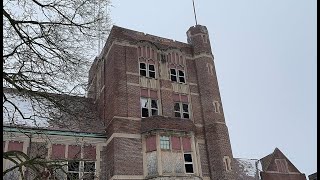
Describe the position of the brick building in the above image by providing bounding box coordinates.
[3,25,308,180]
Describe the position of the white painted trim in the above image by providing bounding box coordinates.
[105,133,141,147]
[114,41,138,48]
[160,87,172,91]
[189,83,198,86]
[190,93,199,96]
[195,124,203,127]
[264,171,301,175]
[127,82,140,87]
[113,116,141,121]
[109,175,144,180]
[192,54,213,59]
[126,72,140,76]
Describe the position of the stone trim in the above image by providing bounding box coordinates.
[105,133,141,146]
[109,175,144,180]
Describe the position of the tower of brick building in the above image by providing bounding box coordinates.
[87,25,235,180]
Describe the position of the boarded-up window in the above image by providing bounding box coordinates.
[83,146,96,160]
[150,90,158,99]
[180,95,188,103]
[68,145,81,159]
[171,136,181,150]
[146,136,157,152]
[51,144,65,159]
[275,159,288,173]
[182,137,191,152]
[141,89,148,97]
[8,141,23,151]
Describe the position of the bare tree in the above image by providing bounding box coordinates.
[3,0,111,179]
[3,0,111,114]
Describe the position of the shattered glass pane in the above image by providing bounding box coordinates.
[68,161,80,171]
[151,109,158,116]
[84,162,95,172]
[171,75,177,82]
[170,69,176,75]
[140,70,147,76]
[140,98,148,108]
[183,104,189,112]
[142,108,149,118]
[151,100,158,108]
[174,103,180,111]
[183,113,189,119]
[140,63,146,69]
[149,64,155,71]
[149,72,155,78]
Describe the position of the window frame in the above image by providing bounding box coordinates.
[139,62,156,79]
[174,102,189,119]
[170,68,186,83]
[67,160,96,180]
[184,153,194,174]
[140,97,159,118]
[160,136,170,150]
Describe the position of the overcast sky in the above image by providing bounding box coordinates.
[109,0,317,176]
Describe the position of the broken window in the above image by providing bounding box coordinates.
[67,161,95,180]
[174,102,189,119]
[184,153,194,173]
[170,69,177,82]
[149,64,155,78]
[178,70,185,83]
[170,68,186,83]
[140,62,156,78]
[160,136,170,150]
[141,97,158,118]
[140,63,147,77]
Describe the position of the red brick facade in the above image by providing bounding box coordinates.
[87,25,236,179]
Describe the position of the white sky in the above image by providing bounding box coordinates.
[109,0,317,176]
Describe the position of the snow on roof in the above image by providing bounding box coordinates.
[3,88,105,133]
[234,158,262,180]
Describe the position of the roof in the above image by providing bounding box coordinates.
[3,88,106,134]
[234,158,262,180]
[259,148,302,174]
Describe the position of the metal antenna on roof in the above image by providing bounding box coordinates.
[192,0,198,25]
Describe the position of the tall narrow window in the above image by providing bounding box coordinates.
[170,69,177,82]
[184,154,194,173]
[141,97,158,118]
[223,156,232,171]
[160,136,170,150]
[149,64,155,78]
[178,70,185,83]
[151,99,158,116]
[140,63,147,77]
[174,102,189,119]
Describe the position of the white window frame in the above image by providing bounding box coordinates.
[184,153,194,174]
[139,62,156,78]
[140,97,158,118]
[67,160,96,180]
[174,102,189,119]
[170,68,186,83]
[160,136,170,150]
